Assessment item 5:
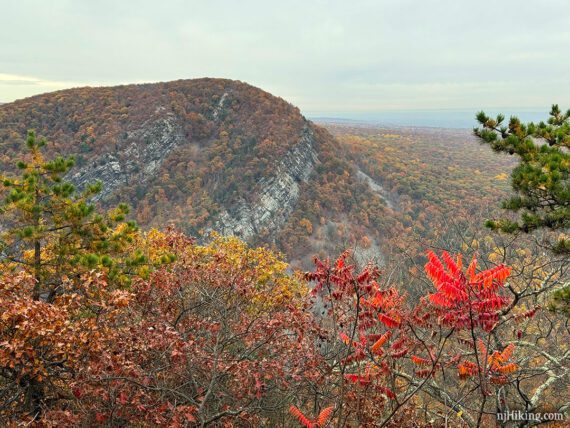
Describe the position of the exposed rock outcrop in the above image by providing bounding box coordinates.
[0,78,389,266]
[70,113,186,201]
[356,169,397,210]
[213,125,318,240]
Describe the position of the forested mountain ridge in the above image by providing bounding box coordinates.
[0,78,392,265]
[0,79,521,268]
[2,81,569,427]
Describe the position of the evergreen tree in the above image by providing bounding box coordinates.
[0,130,142,302]
[474,105,569,314]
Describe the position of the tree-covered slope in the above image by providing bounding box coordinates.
[0,79,392,266]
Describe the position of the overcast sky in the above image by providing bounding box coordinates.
[1,0,569,115]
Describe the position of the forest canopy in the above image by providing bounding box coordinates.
[0,128,569,427]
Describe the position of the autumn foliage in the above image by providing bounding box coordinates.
[0,131,559,426]
[7,222,569,426]
[0,230,318,426]
[425,250,511,331]
[289,405,334,428]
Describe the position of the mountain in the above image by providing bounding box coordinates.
[0,79,518,267]
[0,79,393,266]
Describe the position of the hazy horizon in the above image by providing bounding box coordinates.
[0,79,553,129]
[308,107,552,129]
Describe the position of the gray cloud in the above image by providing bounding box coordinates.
[1,0,569,113]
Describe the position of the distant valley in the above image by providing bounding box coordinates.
[0,79,516,266]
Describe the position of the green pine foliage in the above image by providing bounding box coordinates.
[475,105,570,315]
[474,105,570,252]
[0,130,141,301]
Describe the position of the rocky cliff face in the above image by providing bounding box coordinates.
[70,113,186,201]
[0,78,389,265]
[214,125,319,240]
[63,86,317,241]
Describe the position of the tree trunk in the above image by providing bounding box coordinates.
[32,188,41,301]
[22,376,43,420]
